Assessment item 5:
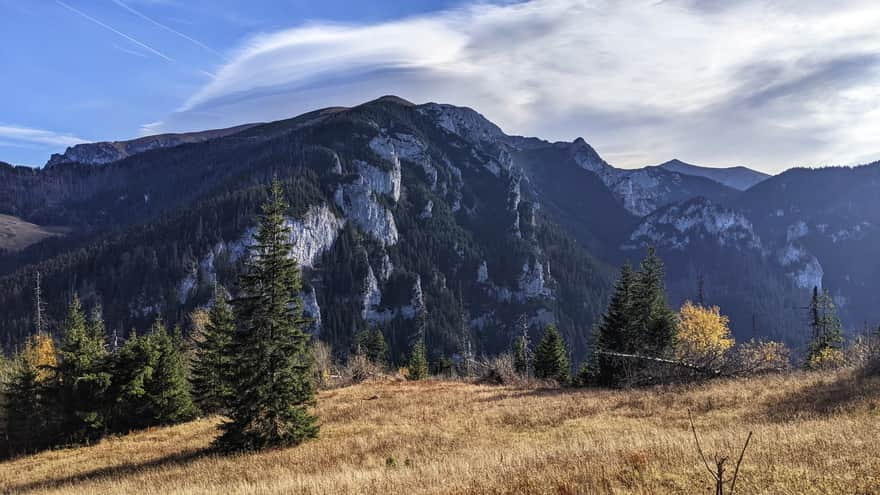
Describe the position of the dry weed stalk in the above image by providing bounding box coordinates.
[688,409,752,495]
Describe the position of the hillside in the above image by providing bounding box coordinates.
[0,214,67,252]
[2,371,879,494]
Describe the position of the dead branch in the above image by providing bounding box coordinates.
[598,350,722,376]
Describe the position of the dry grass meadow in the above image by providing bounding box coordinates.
[2,369,880,494]
[0,214,68,252]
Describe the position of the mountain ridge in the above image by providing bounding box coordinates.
[658,158,770,191]
[0,95,878,356]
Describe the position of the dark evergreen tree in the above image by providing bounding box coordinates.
[533,325,571,384]
[110,330,159,431]
[594,263,635,386]
[356,328,388,366]
[218,179,318,452]
[805,287,845,367]
[575,361,596,387]
[407,337,428,380]
[110,322,195,431]
[809,286,821,344]
[144,322,196,425]
[628,247,678,356]
[5,357,52,454]
[56,296,111,443]
[191,286,236,413]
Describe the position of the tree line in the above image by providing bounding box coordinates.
[504,247,864,388]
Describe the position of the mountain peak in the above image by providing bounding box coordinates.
[659,159,769,191]
[367,95,416,107]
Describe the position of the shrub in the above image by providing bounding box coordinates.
[805,347,846,371]
[730,339,792,375]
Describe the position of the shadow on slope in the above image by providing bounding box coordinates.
[7,447,214,494]
[762,368,880,422]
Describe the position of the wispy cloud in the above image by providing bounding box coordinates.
[110,0,227,60]
[0,125,87,148]
[56,0,174,62]
[153,0,880,172]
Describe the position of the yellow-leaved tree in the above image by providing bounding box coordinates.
[22,333,57,382]
[676,301,734,367]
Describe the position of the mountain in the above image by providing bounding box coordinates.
[44,123,259,168]
[0,96,612,363]
[733,164,880,333]
[659,159,770,191]
[1,96,878,357]
[556,141,738,216]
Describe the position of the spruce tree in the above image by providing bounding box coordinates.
[111,330,158,431]
[629,247,678,356]
[218,179,318,452]
[806,288,845,368]
[145,323,196,425]
[356,329,388,366]
[5,356,51,454]
[111,323,195,431]
[56,296,112,443]
[809,286,821,344]
[191,286,236,413]
[594,263,635,386]
[533,325,571,384]
[407,337,428,380]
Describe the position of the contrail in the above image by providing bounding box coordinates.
[56,0,174,62]
[111,0,227,61]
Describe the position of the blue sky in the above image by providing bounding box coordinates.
[3,0,880,172]
[0,0,466,166]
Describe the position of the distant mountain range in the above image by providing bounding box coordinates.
[44,123,259,168]
[0,96,876,361]
[657,159,769,191]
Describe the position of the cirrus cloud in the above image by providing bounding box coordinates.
[153,0,880,173]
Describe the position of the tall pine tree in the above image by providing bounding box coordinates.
[594,263,635,387]
[805,287,844,369]
[191,286,236,414]
[145,323,197,425]
[111,322,195,431]
[629,247,678,356]
[407,337,428,381]
[218,179,318,451]
[56,296,112,443]
[533,325,571,384]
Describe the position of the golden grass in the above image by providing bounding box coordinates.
[3,370,880,494]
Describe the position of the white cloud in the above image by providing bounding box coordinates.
[152,0,880,173]
[0,125,87,148]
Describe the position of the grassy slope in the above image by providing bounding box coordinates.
[2,370,880,494]
[0,214,67,252]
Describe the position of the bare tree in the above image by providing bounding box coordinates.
[33,271,46,334]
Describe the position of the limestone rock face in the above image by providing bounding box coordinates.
[286,204,345,267]
[334,177,399,246]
